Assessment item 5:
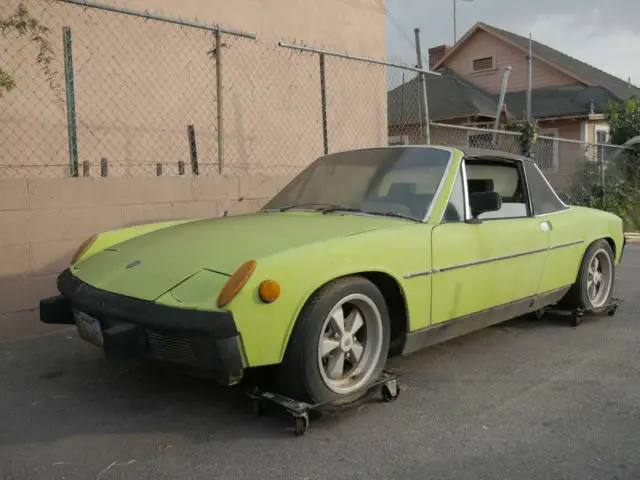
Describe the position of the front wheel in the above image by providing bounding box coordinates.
[564,239,615,312]
[277,276,391,405]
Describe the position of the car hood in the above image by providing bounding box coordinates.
[72,211,402,300]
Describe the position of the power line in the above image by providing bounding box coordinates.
[373,0,430,67]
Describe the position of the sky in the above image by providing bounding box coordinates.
[385,0,640,86]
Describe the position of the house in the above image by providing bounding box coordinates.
[388,22,640,180]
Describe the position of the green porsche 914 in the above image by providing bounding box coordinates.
[40,146,626,404]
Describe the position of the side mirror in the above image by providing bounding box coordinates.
[468,191,501,222]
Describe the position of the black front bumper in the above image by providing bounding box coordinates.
[40,269,245,384]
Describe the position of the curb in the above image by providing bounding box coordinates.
[625,232,640,243]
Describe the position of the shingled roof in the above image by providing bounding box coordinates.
[503,85,619,120]
[387,68,498,125]
[435,22,640,102]
[387,72,620,125]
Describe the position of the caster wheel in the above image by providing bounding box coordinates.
[381,382,400,402]
[252,399,267,417]
[294,416,309,436]
[570,314,582,327]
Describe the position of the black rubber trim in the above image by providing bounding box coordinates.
[55,268,238,337]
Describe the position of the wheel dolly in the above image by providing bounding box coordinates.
[534,297,622,327]
[246,370,400,435]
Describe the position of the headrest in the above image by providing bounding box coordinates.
[468,178,494,194]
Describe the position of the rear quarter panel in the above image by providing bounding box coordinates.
[541,206,624,293]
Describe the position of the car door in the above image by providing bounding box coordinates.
[430,156,550,326]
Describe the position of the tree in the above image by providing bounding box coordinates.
[605,96,640,145]
[1,2,57,98]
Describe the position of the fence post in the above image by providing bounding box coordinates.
[82,160,90,177]
[63,26,79,177]
[156,163,163,176]
[178,160,185,175]
[599,147,606,207]
[319,53,328,155]
[100,158,108,177]
[215,29,224,174]
[188,124,199,175]
[414,28,430,145]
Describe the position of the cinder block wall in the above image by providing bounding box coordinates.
[0,175,292,342]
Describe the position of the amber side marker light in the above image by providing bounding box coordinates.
[217,260,257,308]
[71,235,97,265]
[258,279,281,303]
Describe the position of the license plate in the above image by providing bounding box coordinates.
[73,310,104,347]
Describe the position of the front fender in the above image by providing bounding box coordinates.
[225,223,432,367]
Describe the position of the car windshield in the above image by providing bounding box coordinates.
[262,147,452,221]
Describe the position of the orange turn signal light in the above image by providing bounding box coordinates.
[217,260,257,308]
[258,279,280,303]
[71,235,97,265]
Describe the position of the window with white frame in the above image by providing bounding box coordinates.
[536,128,559,172]
[594,124,611,165]
[594,124,610,144]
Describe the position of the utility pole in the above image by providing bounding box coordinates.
[492,66,511,147]
[414,28,430,145]
[453,0,474,43]
[453,0,456,44]
[526,32,532,121]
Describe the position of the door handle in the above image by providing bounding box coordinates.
[540,221,550,232]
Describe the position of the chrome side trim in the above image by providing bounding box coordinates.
[549,239,584,250]
[403,239,584,279]
[533,207,571,218]
[461,158,471,221]
[403,270,432,279]
[533,162,570,209]
[435,246,548,273]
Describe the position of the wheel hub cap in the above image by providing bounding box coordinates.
[317,293,384,395]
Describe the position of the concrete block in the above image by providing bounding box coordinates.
[0,209,66,246]
[0,245,30,277]
[30,239,77,276]
[61,206,124,241]
[171,201,222,220]
[0,179,29,210]
[0,274,58,315]
[238,175,293,200]
[193,176,240,201]
[122,203,173,226]
[28,178,94,209]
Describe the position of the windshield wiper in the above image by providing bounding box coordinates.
[367,211,422,222]
[321,206,364,214]
[278,203,336,212]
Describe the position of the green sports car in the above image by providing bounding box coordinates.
[40,146,626,404]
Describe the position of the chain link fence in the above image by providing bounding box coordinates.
[1,0,427,178]
[2,0,638,228]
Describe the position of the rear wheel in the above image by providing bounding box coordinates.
[277,276,391,405]
[564,239,615,312]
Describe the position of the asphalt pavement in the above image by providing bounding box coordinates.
[1,245,639,480]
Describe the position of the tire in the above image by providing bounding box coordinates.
[563,239,615,312]
[276,276,391,405]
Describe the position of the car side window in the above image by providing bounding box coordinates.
[524,162,569,215]
[442,166,465,223]
[465,160,529,220]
